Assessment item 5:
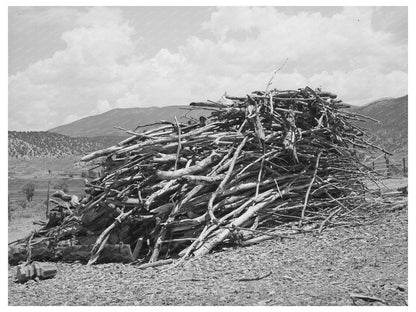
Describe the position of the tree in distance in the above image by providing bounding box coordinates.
[22,183,35,202]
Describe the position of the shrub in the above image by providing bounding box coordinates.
[22,182,35,202]
[17,199,28,209]
[8,201,15,221]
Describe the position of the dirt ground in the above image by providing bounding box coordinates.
[8,156,84,180]
[8,200,407,306]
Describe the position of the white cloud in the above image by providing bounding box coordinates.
[8,6,408,131]
[308,69,408,104]
[190,6,407,76]
[9,7,138,130]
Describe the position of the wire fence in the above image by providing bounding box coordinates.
[367,154,407,178]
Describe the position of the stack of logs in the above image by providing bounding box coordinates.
[9,86,384,266]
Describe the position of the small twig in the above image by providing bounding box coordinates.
[161,238,197,243]
[46,173,51,218]
[179,278,207,282]
[135,259,173,269]
[349,293,386,305]
[25,232,35,263]
[255,144,266,197]
[236,270,272,282]
[237,151,274,176]
[265,58,288,92]
[299,152,322,226]
[207,136,248,223]
[133,120,174,131]
[318,207,342,233]
[237,119,247,134]
[218,224,295,239]
[273,178,283,198]
[174,116,182,170]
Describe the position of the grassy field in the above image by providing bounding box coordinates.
[8,177,86,200]
[8,156,87,179]
[8,178,86,243]
[8,156,88,242]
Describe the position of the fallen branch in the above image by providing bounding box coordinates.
[236,270,272,282]
[349,293,386,305]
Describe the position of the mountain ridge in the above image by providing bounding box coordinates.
[8,131,123,159]
[10,95,407,159]
[48,105,210,138]
[348,95,407,154]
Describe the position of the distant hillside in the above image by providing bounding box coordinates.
[348,95,407,154]
[8,131,122,158]
[49,106,211,137]
[32,96,407,159]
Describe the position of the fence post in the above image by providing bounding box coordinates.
[403,158,407,177]
[384,154,391,177]
[46,169,51,218]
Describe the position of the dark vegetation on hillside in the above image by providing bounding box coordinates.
[49,97,407,154]
[10,95,407,159]
[8,131,122,158]
[348,95,407,154]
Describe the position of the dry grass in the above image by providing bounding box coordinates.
[8,198,46,243]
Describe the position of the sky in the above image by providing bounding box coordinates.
[8,6,408,131]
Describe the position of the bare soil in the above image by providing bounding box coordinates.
[8,201,407,306]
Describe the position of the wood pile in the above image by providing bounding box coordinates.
[9,86,384,266]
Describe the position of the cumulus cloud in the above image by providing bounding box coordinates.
[9,7,138,130]
[8,6,408,131]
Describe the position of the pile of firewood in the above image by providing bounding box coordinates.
[9,86,385,266]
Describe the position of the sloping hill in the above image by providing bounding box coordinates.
[49,106,210,137]
[8,131,122,158]
[348,95,407,154]
[45,96,407,156]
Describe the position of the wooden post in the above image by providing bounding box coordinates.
[46,170,51,218]
[384,154,391,177]
[403,158,407,177]
[372,161,375,171]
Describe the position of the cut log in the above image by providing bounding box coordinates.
[15,262,58,283]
